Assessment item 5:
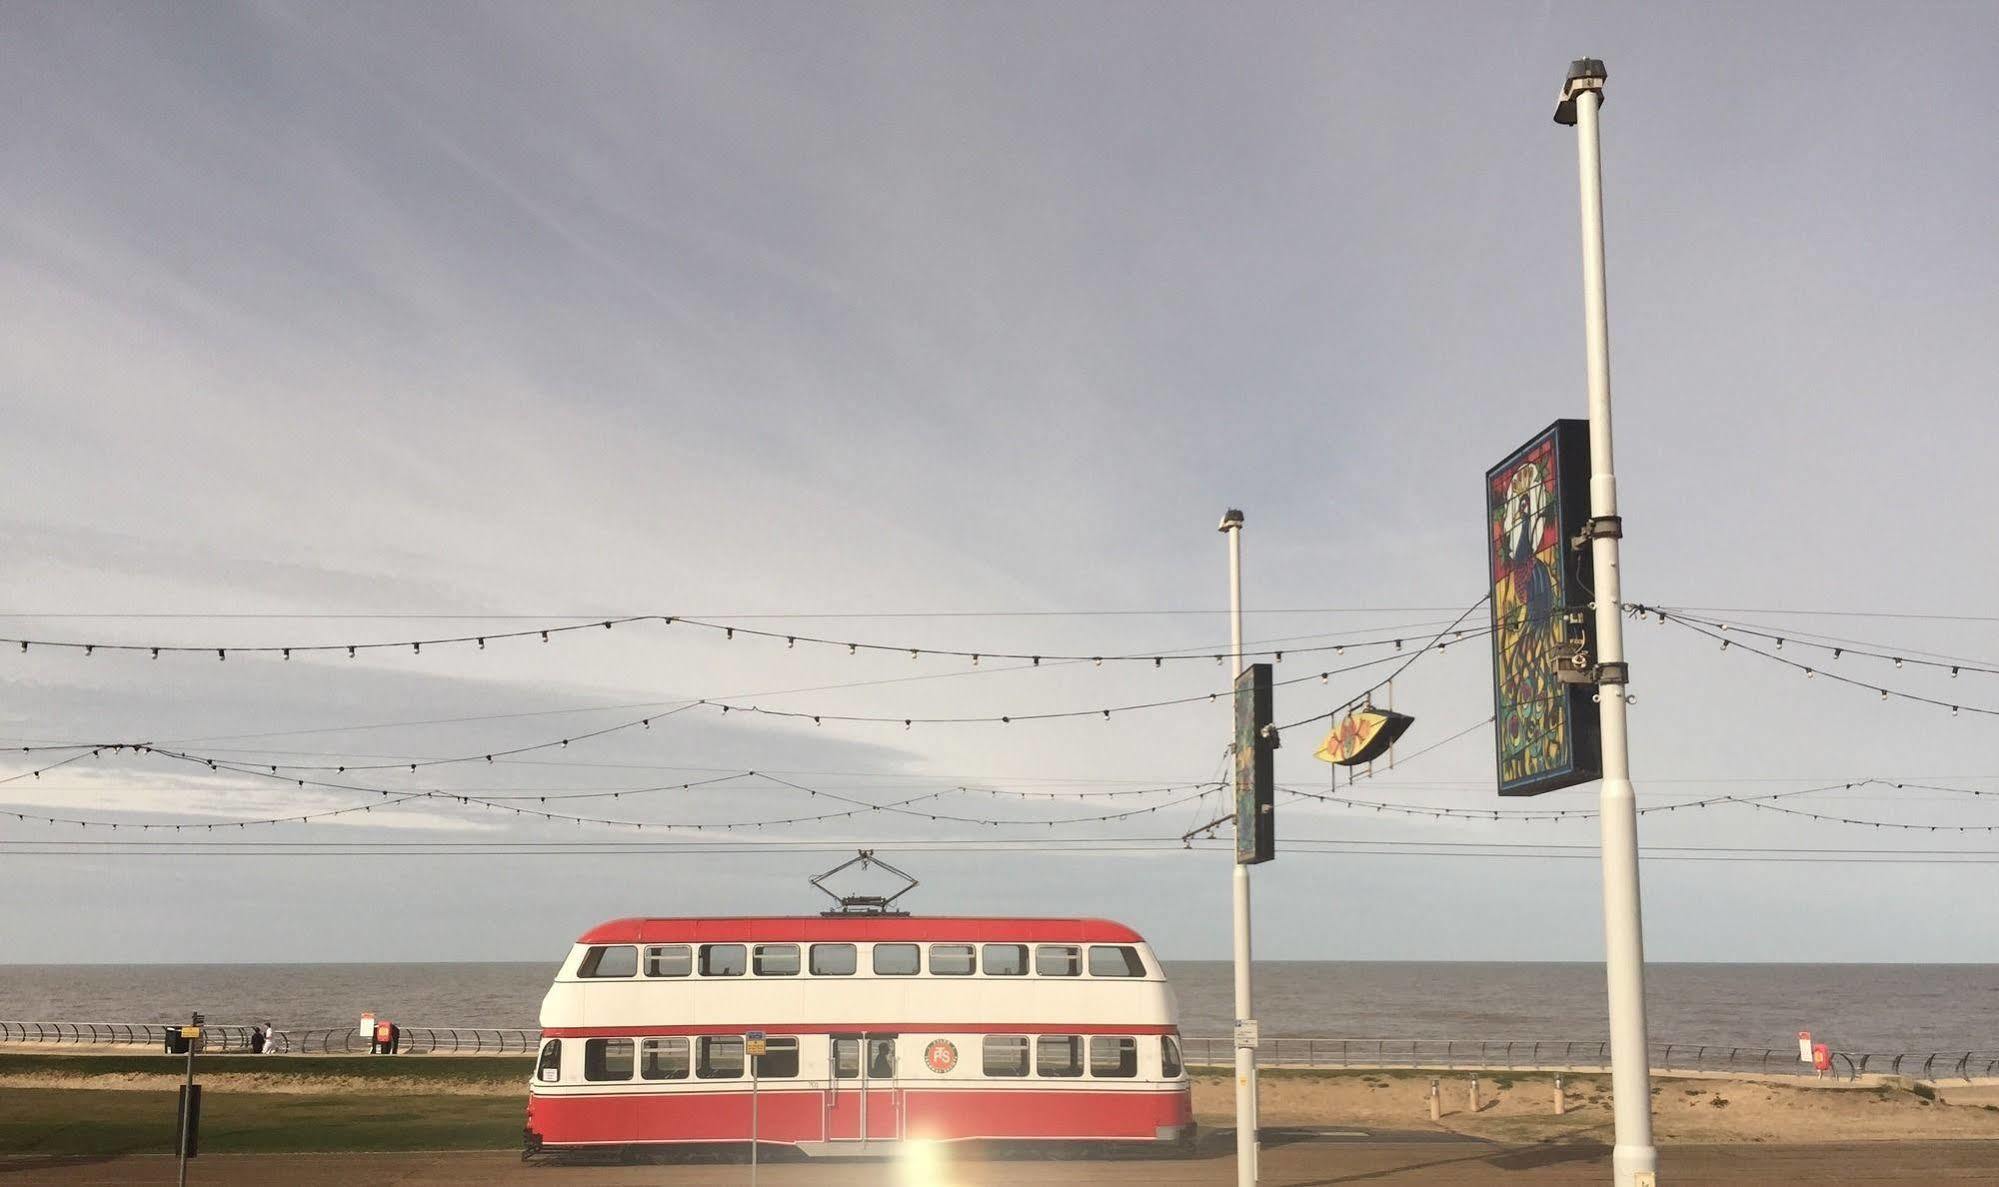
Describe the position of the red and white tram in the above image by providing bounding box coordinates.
[524,916,1194,1156]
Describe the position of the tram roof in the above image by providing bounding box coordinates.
[576,916,1146,945]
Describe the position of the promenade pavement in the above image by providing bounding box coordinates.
[5,1137,1997,1184]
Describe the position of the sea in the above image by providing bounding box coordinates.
[5,962,1995,1056]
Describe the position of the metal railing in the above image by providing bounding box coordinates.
[1176,1036,1999,1082]
[6,1022,1994,1081]
[0,1020,540,1055]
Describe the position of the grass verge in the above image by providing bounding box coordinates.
[0,1088,523,1156]
[0,1052,533,1086]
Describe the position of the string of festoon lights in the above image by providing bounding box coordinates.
[1634,605,1999,678]
[0,613,1485,667]
[1276,596,1492,732]
[3,647,1473,779]
[1640,610,1999,717]
[1260,778,1999,831]
[0,739,1230,833]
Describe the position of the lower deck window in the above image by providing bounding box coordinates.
[982,1035,1029,1077]
[1090,1036,1137,1077]
[698,1036,745,1078]
[1162,1036,1184,1078]
[867,1037,897,1078]
[640,1037,689,1080]
[536,1038,562,1082]
[583,1037,633,1081]
[753,1037,800,1078]
[1036,1035,1083,1077]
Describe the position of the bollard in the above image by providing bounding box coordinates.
[1554,1074,1566,1115]
[1428,1077,1441,1121]
[1468,1075,1480,1113]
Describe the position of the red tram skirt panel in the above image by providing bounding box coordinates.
[529,1086,1193,1146]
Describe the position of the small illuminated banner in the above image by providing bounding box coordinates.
[1315,708,1415,767]
[1234,663,1275,865]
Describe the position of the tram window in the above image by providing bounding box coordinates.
[640,1037,689,1080]
[872,943,920,976]
[982,1035,1029,1077]
[583,1037,634,1081]
[811,944,857,976]
[1035,1035,1084,1077]
[929,944,975,976]
[1090,1036,1138,1078]
[1088,945,1146,978]
[1161,1036,1184,1078]
[536,1038,562,1083]
[753,944,800,976]
[867,1037,897,1079]
[577,945,638,978]
[754,1037,800,1078]
[832,1037,861,1079]
[983,944,1028,976]
[1035,945,1081,977]
[644,945,691,977]
[699,944,747,977]
[697,1036,744,1078]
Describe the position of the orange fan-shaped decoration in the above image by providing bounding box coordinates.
[1314,708,1416,767]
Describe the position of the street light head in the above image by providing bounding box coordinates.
[1553,57,1608,126]
[1218,509,1244,533]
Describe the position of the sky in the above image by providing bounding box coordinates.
[3,2,1998,968]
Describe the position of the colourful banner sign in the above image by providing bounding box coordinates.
[1486,420,1601,796]
[1234,663,1274,863]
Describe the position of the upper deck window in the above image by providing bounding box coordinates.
[699,944,747,977]
[872,943,921,976]
[810,944,857,975]
[577,945,638,978]
[929,944,975,976]
[1088,945,1146,977]
[753,944,800,976]
[645,944,691,977]
[1035,945,1081,977]
[983,944,1028,976]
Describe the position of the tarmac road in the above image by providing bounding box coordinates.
[5,1134,1998,1185]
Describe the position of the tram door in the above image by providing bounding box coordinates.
[826,1034,900,1141]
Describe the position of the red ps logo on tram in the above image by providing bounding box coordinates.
[924,1039,958,1074]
